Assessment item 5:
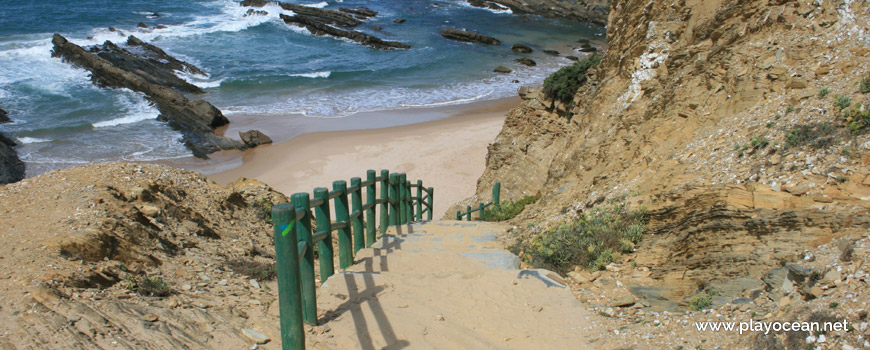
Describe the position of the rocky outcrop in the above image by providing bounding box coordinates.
[511,43,532,53]
[239,130,273,147]
[51,34,244,158]
[494,66,512,73]
[515,57,536,66]
[280,14,411,50]
[0,108,9,123]
[242,0,409,50]
[440,29,500,45]
[126,36,205,76]
[467,0,610,26]
[0,132,25,184]
[86,40,202,93]
[339,7,378,20]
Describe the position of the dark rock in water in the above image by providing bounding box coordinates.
[240,0,270,7]
[579,46,597,52]
[280,14,411,50]
[108,27,118,32]
[440,29,500,45]
[339,7,378,20]
[394,18,406,24]
[511,43,532,54]
[493,66,512,73]
[276,2,362,28]
[515,57,536,66]
[85,38,202,94]
[150,12,160,17]
[543,49,559,56]
[155,25,168,29]
[577,38,590,45]
[0,132,25,184]
[239,130,273,147]
[468,0,507,11]
[127,35,206,76]
[137,22,148,29]
[565,55,579,61]
[51,34,243,158]
[245,8,269,17]
[511,80,519,83]
[372,25,383,31]
[0,108,9,123]
[579,42,592,49]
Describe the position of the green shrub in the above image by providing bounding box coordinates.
[818,87,831,98]
[835,95,852,110]
[860,79,870,94]
[785,122,839,149]
[843,104,870,134]
[481,195,539,222]
[750,136,769,149]
[542,55,602,105]
[127,276,172,297]
[227,259,278,281]
[519,203,647,274]
[251,199,274,224]
[688,291,714,311]
[785,104,795,114]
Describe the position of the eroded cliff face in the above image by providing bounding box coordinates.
[460,0,870,300]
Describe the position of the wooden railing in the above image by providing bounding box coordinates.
[270,170,433,350]
[455,181,500,221]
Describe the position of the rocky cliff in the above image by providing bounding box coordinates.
[460,0,870,344]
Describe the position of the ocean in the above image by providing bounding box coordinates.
[0,0,602,176]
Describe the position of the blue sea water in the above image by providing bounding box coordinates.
[0,0,602,175]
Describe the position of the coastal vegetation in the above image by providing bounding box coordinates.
[542,54,601,106]
[480,194,539,221]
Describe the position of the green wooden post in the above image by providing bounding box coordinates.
[399,173,407,224]
[290,193,317,325]
[389,173,399,226]
[407,181,414,222]
[466,205,472,221]
[350,177,364,254]
[271,203,305,350]
[379,170,390,234]
[416,180,423,221]
[493,181,501,206]
[333,180,352,269]
[456,211,462,220]
[479,202,485,220]
[313,187,334,281]
[365,170,377,247]
[427,187,434,221]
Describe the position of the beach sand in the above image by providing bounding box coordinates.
[207,97,519,218]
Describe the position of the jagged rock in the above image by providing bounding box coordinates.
[244,8,268,17]
[0,108,9,123]
[579,46,597,52]
[494,66,512,74]
[609,295,637,307]
[239,130,273,147]
[394,18,406,24]
[280,14,410,50]
[468,0,507,11]
[137,22,148,29]
[275,2,362,28]
[515,57,536,66]
[511,43,533,54]
[51,34,244,158]
[440,29,500,45]
[762,265,814,300]
[339,7,378,19]
[0,132,25,184]
[543,49,559,56]
[241,328,270,344]
[566,55,579,61]
[467,0,609,26]
[126,35,206,76]
[517,86,539,100]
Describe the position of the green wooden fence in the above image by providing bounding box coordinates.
[455,181,500,221]
[270,170,433,350]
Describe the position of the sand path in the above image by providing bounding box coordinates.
[306,220,593,349]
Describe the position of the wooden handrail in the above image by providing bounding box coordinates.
[271,169,435,350]
[456,182,501,221]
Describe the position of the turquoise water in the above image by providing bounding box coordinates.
[0,0,602,175]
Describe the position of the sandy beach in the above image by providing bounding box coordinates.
[207,97,519,217]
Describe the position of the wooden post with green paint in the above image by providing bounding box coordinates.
[350,177,364,254]
[456,210,462,220]
[427,187,434,221]
[290,193,317,325]
[333,180,352,269]
[479,202,485,220]
[379,170,389,234]
[365,170,376,247]
[400,174,408,224]
[271,203,305,350]
[389,173,399,226]
[313,187,333,281]
[407,181,414,222]
[493,181,501,206]
[466,205,472,221]
[416,180,423,221]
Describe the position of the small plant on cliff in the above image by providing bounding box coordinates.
[251,199,274,224]
[688,290,714,311]
[519,202,647,274]
[842,104,870,134]
[860,79,870,94]
[126,276,172,297]
[819,87,832,98]
[750,136,769,149]
[835,95,852,110]
[785,122,839,149]
[481,195,539,222]
[542,55,602,106]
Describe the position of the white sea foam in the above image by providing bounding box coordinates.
[17,137,52,144]
[305,2,330,8]
[289,71,331,79]
[456,0,513,14]
[93,93,159,128]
